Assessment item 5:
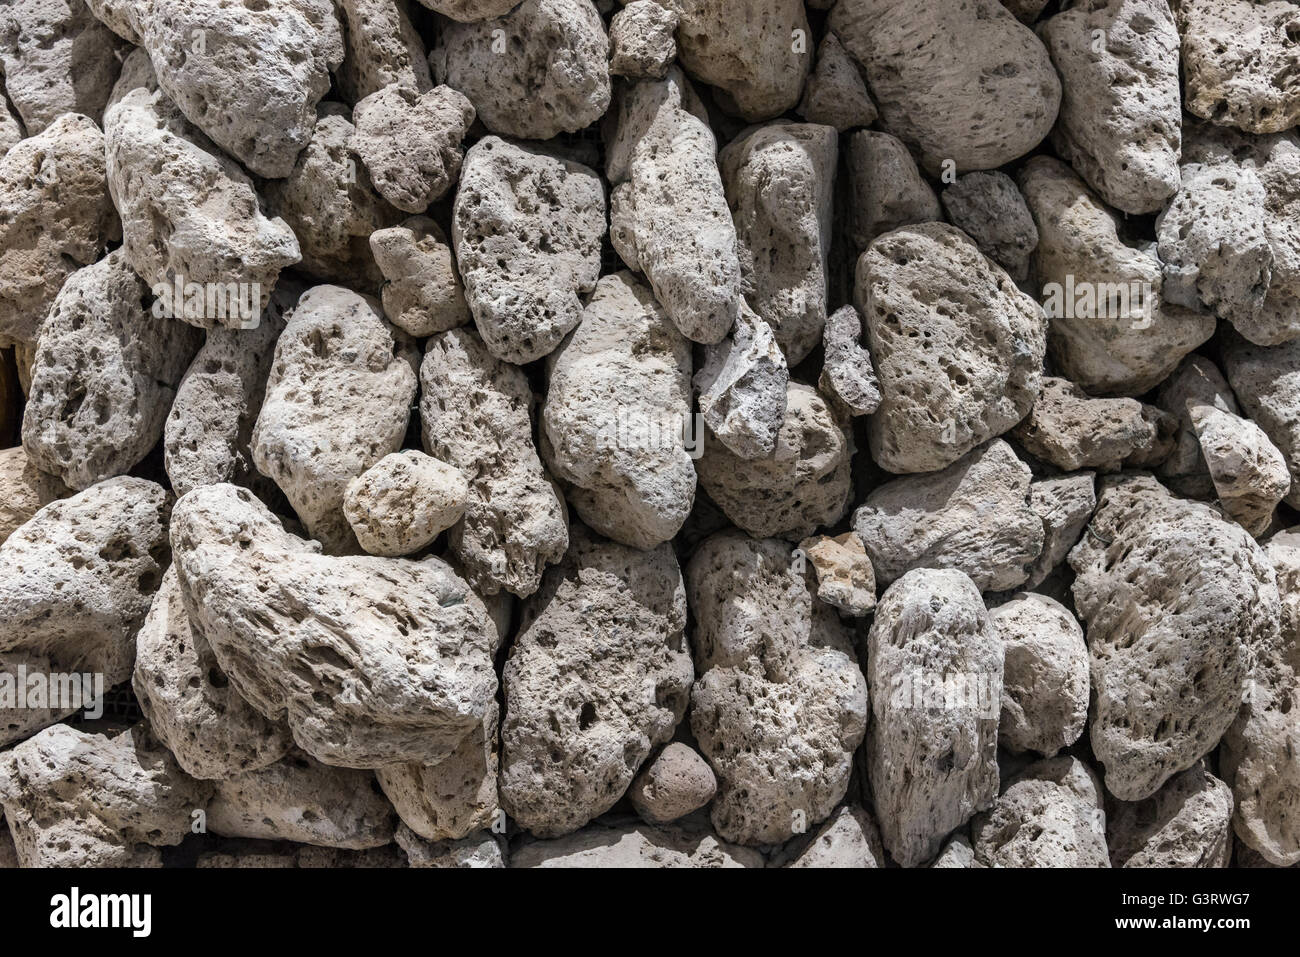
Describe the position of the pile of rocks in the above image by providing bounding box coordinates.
[0,0,1297,869]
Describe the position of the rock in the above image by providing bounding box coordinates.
[1001,0,1050,22]
[819,304,880,418]
[797,33,877,133]
[798,532,876,617]
[854,440,1043,593]
[499,528,691,837]
[1221,330,1300,510]
[262,103,400,286]
[867,568,1002,867]
[0,650,80,748]
[697,381,853,542]
[1019,156,1216,396]
[971,756,1110,867]
[369,216,470,337]
[0,0,126,134]
[931,831,983,868]
[208,752,395,848]
[1012,376,1176,472]
[992,593,1089,756]
[1107,763,1234,868]
[432,0,610,140]
[420,327,569,597]
[164,282,299,499]
[1218,527,1300,866]
[0,476,170,687]
[134,567,293,780]
[941,172,1038,283]
[0,446,68,546]
[511,818,763,868]
[845,131,941,251]
[1190,403,1290,536]
[251,285,418,552]
[688,531,867,846]
[375,713,498,841]
[1025,473,1096,589]
[416,0,519,20]
[396,824,506,868]
[541,271,695,549]
[352,84,475,214]
[170,483,500,769]
[780,804,886,868]
[831,0,1060,172]
[21,250,201,490]
[857,223,1047,474]
[105,52,300,327]
[628,743,717,825]
[196,840,407,868]
[452,136,605,364]
[609,0,677,79]
[605,67,740,345]
[694,302,788,460]
[1039,0,1181,215]
[0,724,212,867]
[336,0,431,103]
[0,88,23,155]
[720,122,836,365]
[343,451,469,557]
[1154,355,1239,499]
[89,0,345,178]
[1069,474,1280,800]
[664,0,810,121]
[0,112,118,348]
[1176,0,1300,135]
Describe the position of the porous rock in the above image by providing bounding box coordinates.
[845,131,941,251]
[511,817,763,868]
[343,450,470,558]
[693,302,788,460]
[971,756,1110,867]
[798,531,876,617]
[609,0,678,79]
[1106,762,1234,868]
[627,742,717,825]
[0,446,68,546]
[797,33,877,133]
[369,216,470,338]
[941,172,1038,283]
[1190,403,1290,536]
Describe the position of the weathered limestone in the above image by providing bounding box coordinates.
[845,131,941,251]
[797,33,877,133]
[420,327,569,597]
[857,223,1047,474]
[1025,472,1096,588]
[336,0,431,103]
[511,818,763,868]
[780,804,886,868]
[369,217,470,338]
[1155,355,1240,500]
[853,439,1044,593]
[396,825,505,868]
[1070,474,1280,800]
[1190,403,1290,536]
[799,531,876,617]
[818,304,880,418]
[0,447,68,546]
[609,0,677,79]
[688,531,867,846]
[867,569,1002,867]
[22,250,201,490]
[541,272,695,549]
[170,483,500,770]
[1221,330,1300,510]
[251,285,419,552]
[628,743,717,825]
[1106,763,1234,868]
[343,451,469,558]
[500,528,692,837]
[452,136,605,364]
[694,302,788,460]
[971,756,1110,868]
[941,172,1039,283]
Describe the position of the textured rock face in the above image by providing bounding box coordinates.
[845,131,941,251]
[512,818,763,868]
[343,451,469,558]
[606,67,740,345]
[867,569,1002,867]
[1107,763,1234,868]
[500,528,692,838]
[420,327,569,598]
[0,724,211,867]
[1222,331,1300,511]
[721,122,836,366]
[1176,0,1300,135]
[781,804,885,868]
[89,0,345,178]
[941,172,1038,283]
[628,743,717,825]
[453,136,605,364]
[819,304,880,418]
[609,0,678,79]
[853,440,1043,593]
[22,250,201,490]
[370,217,470,338]
[336,0,431,103]
[992,594,1089,757]
[0,112,118,348]
[251,285,418,552]
[831,0,1060,172]
[1070,475,1280,801]
[1025,473,1096,589]
[1012,376,1176,473]
[694,302,788,460]
[134,566,292,781]
[971,757,1110,868]
[170,484,500,770]
[396,825,505,868]
[688,532,867,846]
[0,447,68,546]
[1155,354,1240,499]
[1020,156,1216,396]
[542,272,695,550]
[417,0,519,20]
[857,223,1046,475]
[798,33,877,133]
[433,0,610,140]
[697,381,854,542]
[1190,403,1290,536]
[0,92,23,156]
[0,0,125,134]
[105,52,300,327]
[0,477,170,687]
[800,531,876,617]
[1040,0,1181,215]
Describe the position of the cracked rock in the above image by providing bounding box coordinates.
[694,302,788,461]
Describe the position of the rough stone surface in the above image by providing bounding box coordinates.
[0,446,68,546]
[694,302,788,460]
[780,804,885,868]
[1107,762,1234,868]
[971,756,1110,868]
[797,33,877,133]
[941,172,1038,283]
[336,0,431,103]
[818,304,880,418]
[1155,354,1240,500]
[343,451,469,558]
[396,824,505,868]
[845,131,941,251]
[1025,472,1096,589]
[370,217,470,338]
[1190,403,1290,536]
[627,742,717,825]
[1221,330,1300,511]
[609,0,677,79]
[799,531,876,617]
[511,818,763,868]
